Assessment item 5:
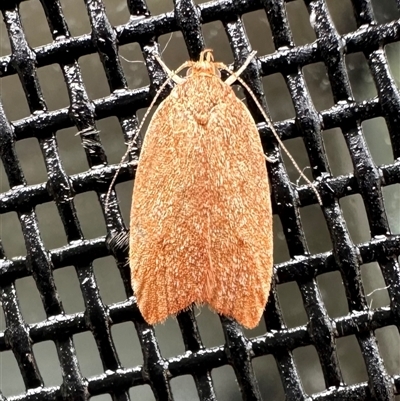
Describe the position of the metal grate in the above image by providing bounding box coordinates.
[0,0,400,400]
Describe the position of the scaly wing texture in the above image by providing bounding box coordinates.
[130,73,273,328]
[203,88,273,328]
[130,83,212,323]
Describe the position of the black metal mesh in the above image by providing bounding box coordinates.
[0,0,399,400]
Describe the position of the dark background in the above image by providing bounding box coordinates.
[0,0,399,400]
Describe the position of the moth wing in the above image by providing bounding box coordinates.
[204,89,273,329]
[129,87,212,324]
[130,77,273,329]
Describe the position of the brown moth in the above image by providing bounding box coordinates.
[128,49,273,329]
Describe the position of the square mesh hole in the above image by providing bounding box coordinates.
[293,345,325,394]
[0,17,11,54]
[33,340,63,387]
[37,64,70,111]
[336,335,369,385]
[79,53,111,100]
[196,307,225,348]
[375,325,400,376]
[0,73,31,121]
[118,42,150,90]
[146,0,174,14]
[272,215,291,264]
[19,0,53,48]
[170,375,199,400]
[56,126,90,175]
[345,52,377,102]
[73,331,104,378]
[281,137,313,184]
[160,31,190,69]
[322,127,354,176]
[317,270,349,318]
[111,322,143,368]
[93,256,127,305]
[286,0,317,45]
[129,384,155,400]
[361,262,390,309]
[153,318,185,359]
[371,0,400,25]
[135,104,158,145]
[302,62,335,112]
[300,203,332,254]
[382,184,400,234]
[201,21,232,65]
[53,265,85,314]
[253,354,285,399]
[0,350,25,397]
[15,276,46,324]
[362,118,394,166]
[115,180,134,226]
[242,10,274,56]
[276,281,308,328]
[91,396,113,401]
[325,0,358,35]
[15,138,47,185]
[262,73,295,121]
[242,314,267,338]
[1,211,26,258]
[74,191,107,240]
[385,42,400,88]
[60,0,91,36]
[212,365,241,401]
[36,202,68,250]
[97,117,129,166]
[340,194,371,245]
[103,0,131,26]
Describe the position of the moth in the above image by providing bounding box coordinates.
[128,49,273,329]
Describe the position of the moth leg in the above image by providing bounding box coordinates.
[154,54,188,84]
[265,154,278,163]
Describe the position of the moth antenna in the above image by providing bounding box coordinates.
[295,166,311,186]
[366,284,390,298]
[105,73,175,212]
[160,32,174,55]
[154,55,190,84]
[238,74,322,205]
[119,33,174,65]
[220,64,322,205]
[105,56,193,212]
[223,51,257,86]
[120,54,144,64]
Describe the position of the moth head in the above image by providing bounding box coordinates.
[187,49,221,77]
